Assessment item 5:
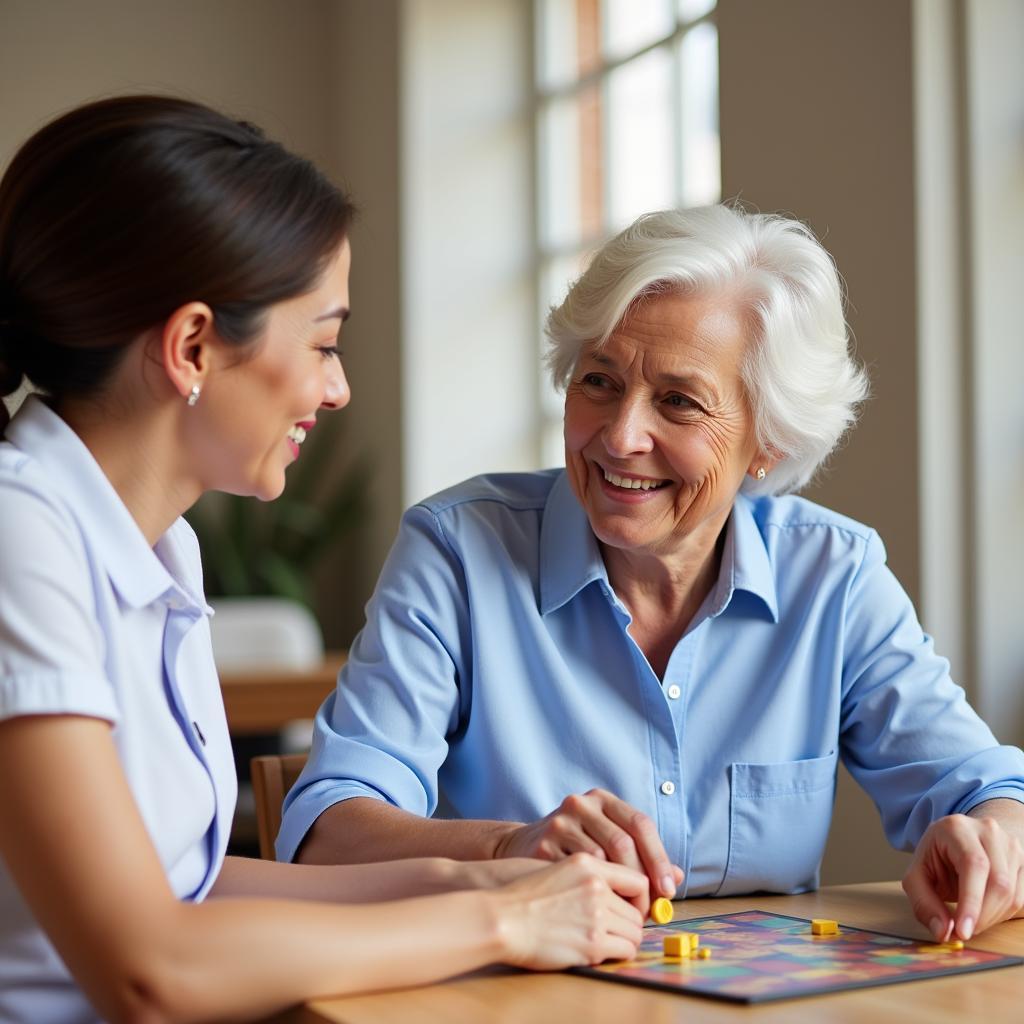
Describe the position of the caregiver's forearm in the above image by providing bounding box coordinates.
[296,797,518,865]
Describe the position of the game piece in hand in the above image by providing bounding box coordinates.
[650,897,673,924]
[918,940,965,953]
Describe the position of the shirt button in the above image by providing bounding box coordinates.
[660,781,676,796]
[667,684,681,700]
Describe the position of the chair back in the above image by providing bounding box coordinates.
[250,753,308,860]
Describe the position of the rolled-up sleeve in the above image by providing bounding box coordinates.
[276,504,470,862]
[839,531,1024,850]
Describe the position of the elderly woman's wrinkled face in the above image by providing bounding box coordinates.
[564,290,760,559]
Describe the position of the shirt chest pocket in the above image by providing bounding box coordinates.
[716,752,838,897]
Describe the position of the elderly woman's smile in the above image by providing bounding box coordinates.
[598,468,670,496]
[564,290,759,560]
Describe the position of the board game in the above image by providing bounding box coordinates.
[575,911,1023,1004]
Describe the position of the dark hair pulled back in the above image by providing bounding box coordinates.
[0,94,355,430]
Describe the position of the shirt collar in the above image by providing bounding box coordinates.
[5,395,208,613]
[538,470,778,622]
[706,493,779,622]
[539,471,610,614]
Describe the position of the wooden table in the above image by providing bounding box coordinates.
[273,882,1024,1024]
[219,652,345,735]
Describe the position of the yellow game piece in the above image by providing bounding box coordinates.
[811,918,839,936]
[688,933,700,951]
[650,897,673,924]
[696,947,711,960]
[917,940,965,953]
[663,934,687,957]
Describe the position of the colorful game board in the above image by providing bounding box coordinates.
[575,911,1023,1004]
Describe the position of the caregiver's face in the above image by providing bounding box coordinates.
[563,289,760,558]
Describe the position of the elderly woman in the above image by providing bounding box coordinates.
[282,205,1024,941]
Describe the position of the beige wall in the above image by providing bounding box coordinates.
[0,0,333,162]
[400,0,537,505]
[962,0,1024,739]
[319,0,404,644]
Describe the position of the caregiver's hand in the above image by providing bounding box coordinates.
[494,788,684,916]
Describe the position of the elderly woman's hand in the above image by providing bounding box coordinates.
[493,788,684,916]
[902,800,1024,941]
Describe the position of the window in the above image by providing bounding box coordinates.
[534,0,721,465]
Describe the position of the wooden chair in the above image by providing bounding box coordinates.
[250,753,308,860]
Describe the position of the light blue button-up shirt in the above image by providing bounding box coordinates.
[0,397,236,1023]
[280,470,1024,895]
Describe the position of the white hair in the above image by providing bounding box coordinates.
[545,205,869,495]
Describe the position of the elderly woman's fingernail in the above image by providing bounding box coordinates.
[929,917,943,940]
[661,874,676,895]
[962,917,974,940]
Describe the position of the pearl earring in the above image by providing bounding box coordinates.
[186,384,201,407]
[755,467,766,481]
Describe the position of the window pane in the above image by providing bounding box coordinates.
[536,0,720,470]
[537,0,576,89]
[541,252,588,321]
[677,0,716,22]
[539,250,589,425]
[538,0,601,89]
[539,95,581,250]
[603,0,673,62]
[679,22,720,206]
[607,47,675,230]
[538,84,604,251]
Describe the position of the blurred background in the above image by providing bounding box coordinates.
[1,0,1021,882]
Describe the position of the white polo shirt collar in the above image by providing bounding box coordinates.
[5,396,211,616]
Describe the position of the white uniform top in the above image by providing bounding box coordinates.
[0,396,237,1023]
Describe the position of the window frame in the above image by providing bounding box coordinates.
[530,0,721,467]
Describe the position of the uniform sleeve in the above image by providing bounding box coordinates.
[277,503,469,862]
[839,531,1024,850]
[0,478,118,723]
